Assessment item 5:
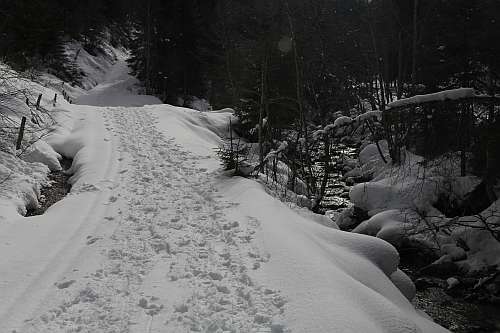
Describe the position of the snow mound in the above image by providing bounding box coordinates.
[352,209,416,247]
[23,140,62,171]
[0,151,49,222]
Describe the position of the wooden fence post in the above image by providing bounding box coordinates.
[36,94,42,110]
[16,116,27,150]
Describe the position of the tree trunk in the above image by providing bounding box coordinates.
[485,72,498,201]
[145,0,152,94]
[411,0,419,94]
[258,49,268,170]
[397,31,404,99]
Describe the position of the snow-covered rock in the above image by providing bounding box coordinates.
[349,130,500,274]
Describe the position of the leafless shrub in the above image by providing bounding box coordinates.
[0,66,56,155]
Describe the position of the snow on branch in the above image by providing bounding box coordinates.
[313,110,382,139]
[387,88,475,109]
[264,140,288,162]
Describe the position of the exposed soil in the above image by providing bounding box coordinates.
[26,157,72,216]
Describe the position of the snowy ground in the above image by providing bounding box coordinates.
[0,50,449,332]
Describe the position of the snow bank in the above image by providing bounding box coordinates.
[0,42,135,223]
[0,41,128,221]
[352,209,417,247]
[0,62,77,222]
[46,105,115,189]
[0,64,73,123]
[150,105,234,167]
[0,43,135,220]
[222,178,447,332]
[0,151,49,222]
[23,140,62,171]
[0,104,121,330]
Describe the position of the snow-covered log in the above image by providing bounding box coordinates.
[387,88,475,109]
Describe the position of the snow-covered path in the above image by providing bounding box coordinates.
[0,55,449,333]
[8,108,281,332]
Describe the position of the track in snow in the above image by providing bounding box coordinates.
[21,108,285,333]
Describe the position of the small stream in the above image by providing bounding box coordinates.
[316,142,357,212]
[26,157,72,216]
[401,263,500,333]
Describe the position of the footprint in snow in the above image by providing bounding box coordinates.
[86,236,101,245]
[138,297,164,316]
[55,280,76,289]
[74,183,101,193]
